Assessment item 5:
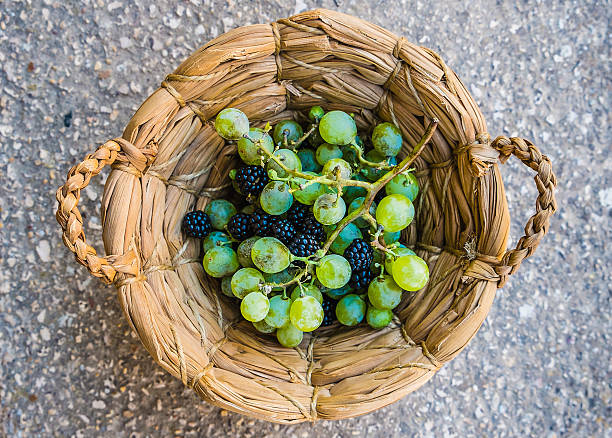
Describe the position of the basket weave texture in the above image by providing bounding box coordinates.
[55,9,557,423]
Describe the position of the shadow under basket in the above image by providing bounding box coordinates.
[55,9,557,423]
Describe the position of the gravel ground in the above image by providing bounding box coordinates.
[0,0,610,437]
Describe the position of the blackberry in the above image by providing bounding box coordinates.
[182,210,212,239]
[234,166,269,196]
[344,238,374,271]
[249,209,273,236]
[226,213,253,240]
[286,203,311,228]
[350,268,374,290]
[320,295,336,327]
[302,216,326,243]
[271,219,297,245]
[288,234,321,258]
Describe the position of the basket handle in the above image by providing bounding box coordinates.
[491,136,557,287]
[55,139,129,284]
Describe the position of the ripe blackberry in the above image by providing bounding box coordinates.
[286,203,311,228]
[182,210,212,239]
[270,219,297,245]
[344,238,374,271]
[234,166,269,196]
[350,268,374,290]
[226,213,253,240]
[249,209,273,236]
[302,216,326,243]
[288,234,320,258]
[320,295,336,327]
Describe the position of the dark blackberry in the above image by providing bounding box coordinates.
[350,268,374,290]
[302,216,326,243]
[234,166,269,196]
[288,234,320,258]
[270,219,297,245]
[344,238,374,271]
[226,213,253,240]
[182,210,212,239]
[286,203,311,228]
[249,209,273,236]
[320,295,336,327]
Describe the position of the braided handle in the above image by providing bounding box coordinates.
[491,136,557,287]
[55,139,124,284]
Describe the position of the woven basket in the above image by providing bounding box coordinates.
[55,9,557,423]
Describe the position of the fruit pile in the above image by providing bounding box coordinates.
[181,106,431,347]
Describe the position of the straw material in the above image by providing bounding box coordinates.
[55,9,557,423]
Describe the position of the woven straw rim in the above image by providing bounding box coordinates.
[55,9,557,423]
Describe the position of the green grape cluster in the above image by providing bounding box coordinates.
[182,105,432,347]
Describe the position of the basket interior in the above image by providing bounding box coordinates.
[100,9,509,423]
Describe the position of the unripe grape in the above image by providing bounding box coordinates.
[203,246,239,278]
[375,194,415,232]
[319,111,357,145]
[367,275,403,310]
[237,128,274,165]
[276,323,303,347]
[215,108,249,140]
[391,255,429,291]
[322,158,352,180]
[316,254,351,288]
[273,120,303,145]
[202,231,231,253]
[265,295,292,328]
[240,292,270,322]
[372,122,403,157]
[315,143,342,166]
[385,172,419,202]
[335,294,366,326]
[366,306,393,329]
[260,181,293,215]
[290,295,324,332]
[231,268,265,299]
[313,193,346,225]
[251,237,291,273]
[205,199,237,230]
[266,148,302,178]
[384,247,416,276]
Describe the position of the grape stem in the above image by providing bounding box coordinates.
[291,123,318,148]
[321,119,439,255]
[347,142,394,170]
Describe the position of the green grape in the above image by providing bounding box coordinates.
[348,197,377,229]
[214,108,249,140]
[203,246,239,278]
[221,276,234,298]
[237,236,260,267]
[329,222,362,254]
[251,237,291,273]
[264,268,294,291]
[342,174,368,206]
[291,171,326,205]
[205,199,237,230]
[231,267,265,299]
[362,151,397,182]
[237,128,274,165]
[383,230,401,244]
[240,292,270,322]
[316,254,351,288]
[335,294,366,326]
[308,105,325,122]
[260,181,293,215]
[322,158,352,180]
[384,247,416,276]
[273,120,303,145]
[276,323,303,347]
[202,231,232,253]
[366,306,393,329]
[324,284,352,300]
[297,148,322,173]
[266,148,302,179]
[315,143,343,166]
[253,319,276,334]
[290,296,324,332]
[313,193,346,225]
[290,284,323,304]
[376,194,415,232]
[319,110,357,145]
[307,124,325,148]
[391,255,429,291]
[372,122,403,157]
[264,295,292,328]
[385,172,419,202]
[367,275,403,310]
[241,203,257,214]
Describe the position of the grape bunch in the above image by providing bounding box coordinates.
[181,106,431,347]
